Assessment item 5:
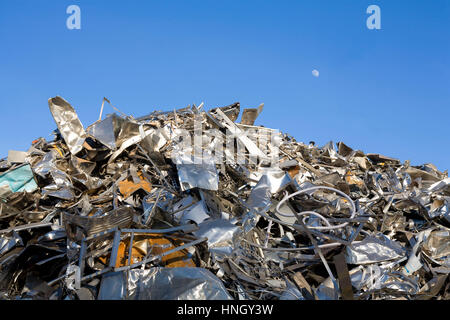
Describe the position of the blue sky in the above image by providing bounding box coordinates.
[0,0,448,171]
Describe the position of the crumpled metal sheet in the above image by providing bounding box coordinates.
[48,96,87,155]
[41,168,76,201]
[33,150,57,178]
[194,219,240,257]
[246,175,274,211]
[98,267,232,300]
[349,263,395,292]
[127,267,233,300]
[249,169,292,194]
[346,233,406,265]
[422,229,450,267]
[176,157,219,191]
[242,174,273,233]
[87,114,118,150]
[176,201,210,225]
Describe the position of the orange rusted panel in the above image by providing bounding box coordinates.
[118,171,152,198]
[287,165,300,178]
[113,233,195,268]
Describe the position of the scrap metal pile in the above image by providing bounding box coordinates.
[0,96,449,300]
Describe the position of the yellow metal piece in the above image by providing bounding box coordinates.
[51,146,64,158]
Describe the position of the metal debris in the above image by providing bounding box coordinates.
[0,96,448,300]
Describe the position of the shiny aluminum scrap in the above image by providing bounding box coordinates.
[0,96,448,300]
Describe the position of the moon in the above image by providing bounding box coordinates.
[312,69,319,77]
